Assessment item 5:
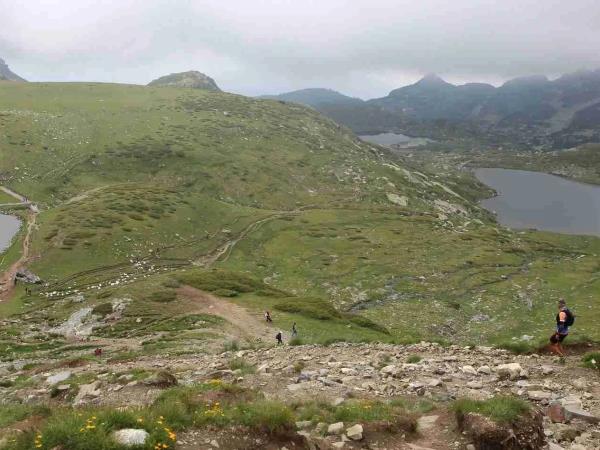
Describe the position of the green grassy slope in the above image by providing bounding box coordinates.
[0,81,598,355]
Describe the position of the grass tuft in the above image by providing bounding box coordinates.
[453,396,530,423]
[582,352,600,370]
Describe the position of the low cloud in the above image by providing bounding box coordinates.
[1,0,599,97]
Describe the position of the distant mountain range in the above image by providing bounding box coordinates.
[0,58,26,82]
[261,70,600,149]
[148,71,221,91]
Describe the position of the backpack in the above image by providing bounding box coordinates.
[565,308,575,327]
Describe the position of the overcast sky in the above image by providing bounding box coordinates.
[1,0,599,98]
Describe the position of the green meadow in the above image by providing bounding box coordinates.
[0,81,598,358]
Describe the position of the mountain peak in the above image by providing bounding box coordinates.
[416,73,452,87]
[148,71,221,91]
[0,57,26,82]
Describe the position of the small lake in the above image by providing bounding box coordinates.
[0,213,20,252]
[475,168,600,236]
[359,132,433,148]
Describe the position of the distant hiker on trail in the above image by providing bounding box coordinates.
[94,348,102,357]
[549,298,575,356]
[291,322,298,337]
[265,311,273,323]
[276,331,283,345]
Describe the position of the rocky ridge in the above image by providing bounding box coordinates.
[0,58,26,82]
[147,71,221,91]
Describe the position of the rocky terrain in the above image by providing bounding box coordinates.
[0,339,598,449]
[148,71,221,91]
[0,58,26,82]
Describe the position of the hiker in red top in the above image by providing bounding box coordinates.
[549,298,574,357]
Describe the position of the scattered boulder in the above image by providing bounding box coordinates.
[546,404,567,423]
[496,363,524,381]
[346,424,363,441]
[143,370,178,388]
[417,415,438,431]
[528,391,552,401]
[328,422,345,435]
[296,420,312,430]
[46,371,71,385]
[15,268,42,284]
[73,381,101,406]
[563,406,599,424]
[111,429,149,446]
[461,365,478,376]
[386,193,408,206]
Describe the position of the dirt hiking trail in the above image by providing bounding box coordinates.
[178,286,276,344]
[0,186,39,301]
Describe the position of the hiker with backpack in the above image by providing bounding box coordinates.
[549,298,575,356]
[265,311,273,323]
[276,331,283,345]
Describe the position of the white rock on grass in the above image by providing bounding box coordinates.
[112,429,149,446]
[328,422,345,435]
[46,371,71,385]
[346,424,363,441]
[496,363,523,380]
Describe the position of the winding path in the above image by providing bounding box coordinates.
[0,186,39,301]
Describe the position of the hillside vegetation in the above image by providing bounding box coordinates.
[0,82,599,358]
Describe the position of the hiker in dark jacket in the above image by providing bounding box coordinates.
[549,298,574,356]
[276,331,283,345]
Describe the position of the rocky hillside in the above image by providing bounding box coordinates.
[0,338,598,449]
[0,58,26,82]
[148,71,221,91]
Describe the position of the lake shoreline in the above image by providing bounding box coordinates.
[474,167,600,237]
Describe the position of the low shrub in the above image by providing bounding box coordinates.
[274,297,340,321]
[452,396,530,423]
[222,340,240,352]
[177,269,281,297]
[406,355,422,364]
[234,401,295,435]
[345,314,390,334]
[148,290,177,303]
[91,303,113,316]
[228,358,256,375]
[289,337,303,346]
[582,352,600,370]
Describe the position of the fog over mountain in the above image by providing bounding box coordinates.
[1,0,600,97]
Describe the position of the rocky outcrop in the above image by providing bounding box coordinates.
[148,71,221,91]
[0,58,26,82]
[15,268,42,284]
